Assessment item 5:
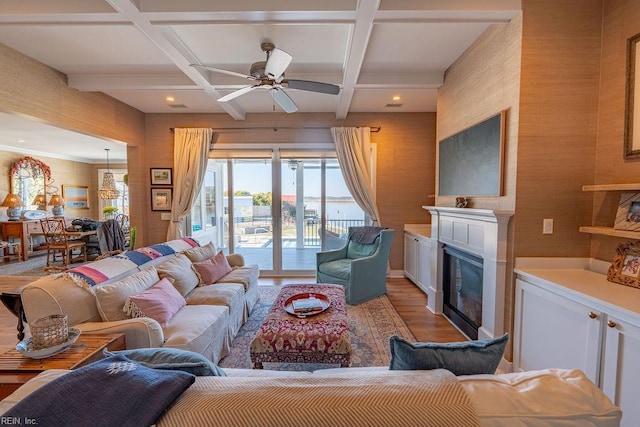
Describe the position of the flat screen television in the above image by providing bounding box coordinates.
[438,111,505,197]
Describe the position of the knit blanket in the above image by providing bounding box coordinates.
[66,237,199,289]
[2,354,195,427]
[157,369,481,427]
[349,226,386,244]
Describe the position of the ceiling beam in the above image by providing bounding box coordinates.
[335,0,380,120]
[105,0,246,120]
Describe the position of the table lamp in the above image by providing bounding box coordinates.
[1,193,23,221]
[32,194,47,210]
[48,194,65,217]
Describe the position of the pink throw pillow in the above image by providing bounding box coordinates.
[192,251,232,285]
[125,277,186,327]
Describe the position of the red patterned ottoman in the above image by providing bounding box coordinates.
[250,284,351,368]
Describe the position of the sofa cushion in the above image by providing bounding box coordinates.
[124,277,187,327]
[104,347,226,377]
[183,241,216,263]
[156,254,199,296]
[192,251,232,285]
[389,334,508,375]
[162,305,230,364]
[215,263,257,288]
[94,267,160,322]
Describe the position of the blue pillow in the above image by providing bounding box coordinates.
[104,347,226,376]
[4,354,194,427]
[389,334,508,375]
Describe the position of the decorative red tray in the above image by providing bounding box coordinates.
[284,292,331,318]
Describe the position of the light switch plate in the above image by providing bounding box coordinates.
[160,212,171,220]
[543,218,553,234]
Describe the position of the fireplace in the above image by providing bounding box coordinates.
[443,245,483,339]
[423,206,513,340]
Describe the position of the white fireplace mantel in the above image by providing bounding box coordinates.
[423,206,513,340]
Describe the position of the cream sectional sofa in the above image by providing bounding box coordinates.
[20,238,259,364]
[0,367,622,426]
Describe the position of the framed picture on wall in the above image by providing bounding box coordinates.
[62,185,89,209]
[150,168,172,186]
[151,188,172,211]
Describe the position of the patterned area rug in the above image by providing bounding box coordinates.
[219,286,416,370]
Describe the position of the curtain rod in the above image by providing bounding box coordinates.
[169,126,381,133]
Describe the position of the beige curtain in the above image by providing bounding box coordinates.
[331,127,381,225]
[167,128,212,240]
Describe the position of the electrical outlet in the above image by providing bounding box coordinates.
[543,218,554,234]
[160,212,171,221]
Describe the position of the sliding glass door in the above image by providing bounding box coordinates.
[192,149,365,275]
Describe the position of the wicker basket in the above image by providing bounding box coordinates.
[30,314,68,350]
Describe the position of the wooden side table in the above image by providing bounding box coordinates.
[0,333,125,400]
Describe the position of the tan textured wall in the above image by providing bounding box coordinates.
[515,0,602,259]
[437,16,522,211]
[0,42,147,244]
[144,112,436,269]
[0,151,97,219]
[591,0,640,260]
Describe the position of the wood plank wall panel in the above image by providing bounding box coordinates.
[144,112,436,268]
[592,0,640,260]
[515,0,601,260]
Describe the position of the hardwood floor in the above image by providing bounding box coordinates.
[0,275,464,355]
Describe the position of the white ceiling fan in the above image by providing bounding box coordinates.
[191,42,340,113]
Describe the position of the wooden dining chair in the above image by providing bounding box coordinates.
[114,214,131,250]
[39,217,87,269]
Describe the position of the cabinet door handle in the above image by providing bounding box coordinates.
[588,312,597,319]
[607,320,617,328]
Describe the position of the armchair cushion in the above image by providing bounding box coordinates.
[346,240,379,259]
[317,259,353,280]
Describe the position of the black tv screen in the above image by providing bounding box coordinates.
[438,111,505,196]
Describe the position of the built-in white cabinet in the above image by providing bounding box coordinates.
[403,226,432,295]
[514,263,640,427]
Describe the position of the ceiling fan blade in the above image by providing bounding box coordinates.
[218,85,259,102]
[270,88,298,113]
[284,79,340,95]
[190,64,255,81]
[265,48,292,80]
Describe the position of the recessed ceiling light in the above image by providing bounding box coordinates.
[166,96,175,102]
[17,139,24,143]
[392,96,401,101]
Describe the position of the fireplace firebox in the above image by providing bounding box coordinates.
[442,245,483,339]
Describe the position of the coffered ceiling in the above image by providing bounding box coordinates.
[0,0,520,161]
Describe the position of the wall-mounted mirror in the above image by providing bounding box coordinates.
[625,32,640,159]
[10,156,51,210]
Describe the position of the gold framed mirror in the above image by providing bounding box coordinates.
[625,32,640,159]
[10,156,51,210]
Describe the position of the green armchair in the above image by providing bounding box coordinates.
[316,227,394,305]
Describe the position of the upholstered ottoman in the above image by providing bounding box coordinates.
[250,284,351,368]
